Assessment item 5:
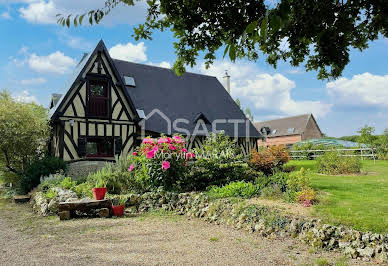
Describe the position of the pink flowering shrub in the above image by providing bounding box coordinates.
[130,135,195,190]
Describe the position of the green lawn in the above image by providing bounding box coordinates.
[287,160,388,233]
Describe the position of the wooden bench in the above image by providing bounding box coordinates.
[58,199,112,220]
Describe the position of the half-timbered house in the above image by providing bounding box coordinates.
[49,40,261,162]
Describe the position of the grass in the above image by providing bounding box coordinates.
[287,160,388,233]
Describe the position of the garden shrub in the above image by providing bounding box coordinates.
[186,132,249,191]
[128,135,195,191]
[248,145,290,175]
[284,168,314,203]
[254,171,289,192]
[317,151,361,175]
[18,157,66,194]
[39,173,66,192]
[139,135,192,191]
[207,181,260,199]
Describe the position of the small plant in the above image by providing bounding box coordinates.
[207,181,259,199]
[296,188,315,207]
[60,177,76,190]
[73,182,93,198]
[44,188,58,200]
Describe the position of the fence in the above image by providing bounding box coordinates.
[290,148,376,163]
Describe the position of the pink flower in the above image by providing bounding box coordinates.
[182,148,188,153]
[186,152,196,160]
[152,146,159,152]
[167,137,172,143]
[168,144,176,151]
[158,137,169,144]
[142,138,153,144]
[173,135,184,144]
[162,161,170,170]
[128,165,134,172]
[133,152,138,156]
[146,150,155,159]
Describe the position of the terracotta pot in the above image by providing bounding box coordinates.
[112,205,125,217]
[92,187,107,200]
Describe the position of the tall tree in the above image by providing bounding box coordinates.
[58,0,388,80]
[0,90,50,183]
[357,125,376,147]
[235,98,241,109]
[245,107,254,122]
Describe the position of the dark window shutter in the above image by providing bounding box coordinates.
[114,137,122,155]
[78,137,87,157]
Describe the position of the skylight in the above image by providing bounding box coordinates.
[288,128,295,133]
[124,76,136,87]
[136,109,145,119]
[272,129,277,134]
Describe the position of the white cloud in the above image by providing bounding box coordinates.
[20,77,46,85]
[327,73,388,107]
[197,60,332,119]
[13,90,38,103]
[1,11,11,19]
[109,42,147,63]
[148,61,171,68]
[57,31,93,50]
[28,51,76,74]
[17,0,147,25]
[19,0,56,23]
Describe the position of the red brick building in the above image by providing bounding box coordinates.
[254,114,323,147]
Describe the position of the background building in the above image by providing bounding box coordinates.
[254,114,323,147]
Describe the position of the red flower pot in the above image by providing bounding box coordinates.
[92,187,107,200]
[112,205,125,217]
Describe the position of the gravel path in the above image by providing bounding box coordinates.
[0,200,364,266]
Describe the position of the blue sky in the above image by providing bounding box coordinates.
[1,0,388,137]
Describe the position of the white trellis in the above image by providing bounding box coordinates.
[290,148,376,163]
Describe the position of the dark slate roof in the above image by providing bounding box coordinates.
[254,114,314,137]
[113,59,261,138]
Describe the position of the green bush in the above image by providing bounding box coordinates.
[39,173,66,192]
[207,181,260,199]
[254,171,288,192]
[60,177,77,190]
[284,168,312,202]
[73,182,93,198]
[317,151,362,175]
[186,132,249,191]
[18,157,66,194]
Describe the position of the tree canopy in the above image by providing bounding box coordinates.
[0,90,50,183]
[58,0,388,80]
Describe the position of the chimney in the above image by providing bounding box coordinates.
[223,70,231,94]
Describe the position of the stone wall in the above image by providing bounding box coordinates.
[66,160,109,179]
